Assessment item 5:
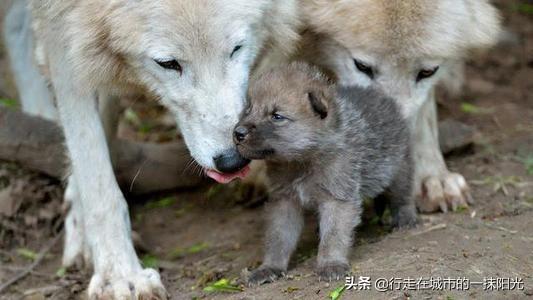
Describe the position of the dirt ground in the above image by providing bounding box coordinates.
[0,1,532,300]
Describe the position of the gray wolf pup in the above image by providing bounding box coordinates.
[234,62,418,284]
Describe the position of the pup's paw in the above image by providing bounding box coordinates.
[391,206,420,230]
[317,263,350,282]
[88,268,167,300]
[247,267,285,286]
[416,172,473,213]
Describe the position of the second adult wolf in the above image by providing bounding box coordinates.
[234,63,418,284]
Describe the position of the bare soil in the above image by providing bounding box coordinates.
[0,1,532,299]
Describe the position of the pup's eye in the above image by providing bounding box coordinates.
[271,112,287,121]
[354,59,374,79]
[155,59,183,74]
[416,66,439,82]
[231,45,243,58]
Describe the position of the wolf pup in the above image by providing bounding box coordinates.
[234,62,418,285]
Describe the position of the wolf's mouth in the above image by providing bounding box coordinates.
[205,165,251,184]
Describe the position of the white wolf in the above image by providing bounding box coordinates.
[3,0,299,298]
[299,0,501,212]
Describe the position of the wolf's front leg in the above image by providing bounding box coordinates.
[49,65,166,299]
[316,199,359,281]
[3,0,57,121]
[248,195,304,286]
[413,95,473,213]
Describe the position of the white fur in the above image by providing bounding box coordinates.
[4,0,301,298]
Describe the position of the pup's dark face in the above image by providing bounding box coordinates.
[234,63,334,161]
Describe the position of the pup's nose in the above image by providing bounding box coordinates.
[234,126,249,143]
[214,149,250,173]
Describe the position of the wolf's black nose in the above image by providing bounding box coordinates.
[234,126,249,143]
[214,149,250,173]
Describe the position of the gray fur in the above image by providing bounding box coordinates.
[235,62,418,285]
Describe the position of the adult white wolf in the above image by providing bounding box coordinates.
[3,0,299,298]
[299,0,501,212]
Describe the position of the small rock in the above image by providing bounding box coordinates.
[439,120,477,154]
[0,185,23,217]
[497,28,521,47]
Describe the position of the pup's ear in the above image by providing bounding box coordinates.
[307,91,328,119]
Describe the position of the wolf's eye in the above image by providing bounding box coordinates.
[416,66,439,82]
[354,59,374,79]
[155,59,183,74]
[271,112,287,122]
[231,45,243,58]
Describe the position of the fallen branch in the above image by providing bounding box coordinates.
[22,285,63,297]
[0,265,55,278]
[484,223,518,234]
[0,107,208,195]
[409,223,447,237]
[0,108,473,195]
[0,229,63,294]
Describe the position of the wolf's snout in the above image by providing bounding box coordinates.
[213,149,250,173]
[234,125,250,142]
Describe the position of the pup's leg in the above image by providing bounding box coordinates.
[248,195,303,286]
[316,199,359,281]
[48,56,166,299]
[387,154,419,229]
[3,0,57,121]
[412,94,473,213]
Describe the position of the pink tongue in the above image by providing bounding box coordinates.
[205,165,251,184]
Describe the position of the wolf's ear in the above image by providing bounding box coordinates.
[462,0,502,50]
[307,91,328,119]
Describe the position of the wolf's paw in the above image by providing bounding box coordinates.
[247,267,285,286]
[417,172,473,213]
[391,206,420,230]
[88,268,167,300]
[62,184,91,270]
[317,263,350,282]
[62,221,91,270]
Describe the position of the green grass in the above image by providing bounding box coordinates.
[455,205,469,213]
[124,107,154,134]
[203,279,242,293]
[141,254,160,269]
[16,248,37,261]
[0,98,17,108]
[515,3,533,14]
[55,267,67,277]
[521,154,533,175]
[145,196,176,209]
[329,285,346,300]
[169,242,209,259]
[460,102,493,115]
